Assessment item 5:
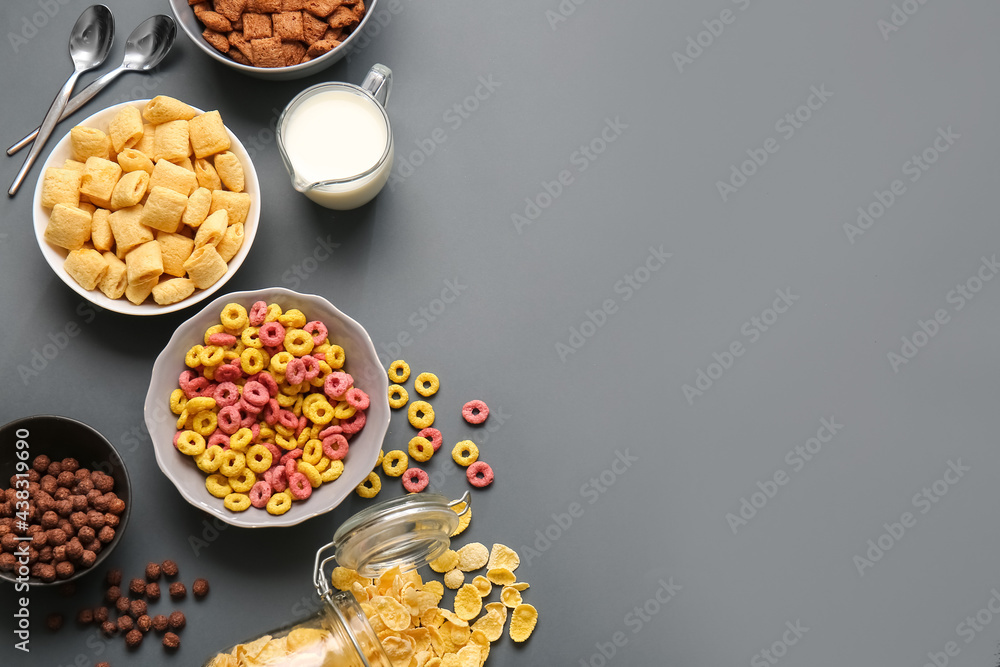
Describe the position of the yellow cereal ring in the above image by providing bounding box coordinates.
[388,360,410,382]
[220,303,249,331]
[374,449,384,468]
[407,401,435,429]
[278,308,306,329]
[320,460,344,482]
[246,444,273,473]
[198,345,226,367]
[452,441,479,467]
[275,434,297,451]
[301,439,323,465]
[284,328,314,356]
[203,324,225,345]
[296,429,310,449]
[267,491,292,515]
[219,450,246,477]
[202,367,216,381]
[240,348,265,375]
[333,401,356,420]
[292,395,305,417]
[191,410,218,437]
[275,424,295,439]
[297,460,322,488]
[230,427,253,452]
[264,303,282,322]
[185,344,204,368]
[169,388,188,415]
[388,385,408,409]
[325,345,345,369]
[314,456,330,472]
[301,393,325,411]
[414,372,439,397]
[258,424,275,441]
[223,350,241,363]
[241,326,263,348]
[195,445,224,472]
[408,436,434,463]
[382,450,408,477]
[176,430,206,456]
[205,473,231,498]
[228,468,256,493]
[187,396,217,414]
[224,492,251,512]
[270,351,294,375]
[303,399,335,426]
[175,409,189,431]
[276,392,297,408]
[356,472,381,498]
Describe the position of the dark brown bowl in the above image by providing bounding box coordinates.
[0,415,131,586]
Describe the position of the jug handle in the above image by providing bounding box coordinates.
[361,64,392,107]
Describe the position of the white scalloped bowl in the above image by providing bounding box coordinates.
[145,288,389,528]
[33,99,260,316]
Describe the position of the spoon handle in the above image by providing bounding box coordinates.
[7,67,124,156]
[9,70,81,197]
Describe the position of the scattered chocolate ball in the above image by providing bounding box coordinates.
[145,582,160,601]
[193,578,210,598]
[101,620,117,637]
[46,613,63,631]
[96,662,110,667]
[169,582,186,600]
[161,560,178,577]
[129,599,147,618]
[105,586,121,604]
[151,614,169,632]
[168,611,186,631]
[76,608,93,625]
[137,615,152,633]
[97,526,115,544]
[145,562,161,581]
[32,455,50,473]
[125,628,143,649]
[129,577,145,597]
[94,607,109,623]
[116,615,133,632]
[55,561,74,579]
[115,596,130,614]
[163,631,180,650]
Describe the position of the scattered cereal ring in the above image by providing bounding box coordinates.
[303,321,328,345]
[220,303,249,331]
[382,450,408,477]
[414,372,439,397]
[195,446,224,473]
[246,445,273,473]
[198,345,226,367]
[288,472,313,500]
[402,467,429,493]
[301,439,323,465]
[408,437,433,463]
[229,427,253,452]
[240,348,265,375]
[241,326,263,349]
[208,432,229,450]
[407,401,434,429]
[214,362,242,384]
[191,411,218,437]
[270,351,294,375]
[278,308,307,329]
[266,491,292,515]
[452,441,479,467]
[264,303,282,322]
[176,430,206,456]
[322,434,349,460]
[248,300,268,326]
[218,450,245,477]
[388,360,410,382]
[374,449,384,468]
[266,466,288,493]
[169,389,188,415]
[280,448,303,466]
[229,469,256,493]
[302,398,335,425]
[320,460,344,482]
[466,461,494,488]
[297,461,322,488]
[345,387,370,411]
[185,346,204,368]
[462,400,489,424]
[285,358,307,384]
[208,332,237,347]
[258,321,286,347]
[325,345,345,369]
[418,428,443,451]
[323,372,353,400]
[214,382,239,407]
[284,329,314,357]
[224,492,252,512]
[249,481,272,508]
[216,405,242,435]
[339,410,366,435]
[355,472,381,498]
[388,385,408,409]
[205,474,231,498]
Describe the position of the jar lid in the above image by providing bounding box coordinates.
[329,492,467,578]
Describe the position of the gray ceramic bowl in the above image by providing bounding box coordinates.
[168,0,381,81]
[0,416,131,586]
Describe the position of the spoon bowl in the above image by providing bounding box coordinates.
[122,15,176,71]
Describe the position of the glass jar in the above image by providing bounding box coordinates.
[202,492,470,667]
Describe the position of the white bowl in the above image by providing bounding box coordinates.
[33,99,261,316]
[144,288,390,528]
[168,0,380,81]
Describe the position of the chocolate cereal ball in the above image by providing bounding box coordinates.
[100,621,117,637]
[106,567,122,586]
[129,578,145,597]
[125,628,142,648]
[163,632,180,650]
[169,582,186,600]
[151,614,168,632]
[193,578,210,598]
[105,586,121,604]
[115,597,130,614]
[117,615,133,632]
[168,611,185,630]
[145,582,160,601]
[145,562,161,581]
[137,614,152,632]
[55,561,74,579]
[129,599,147,618]
[94,607,109,623]
[161,560,178,577]
[76,608,93,625]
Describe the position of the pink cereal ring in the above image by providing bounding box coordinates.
[312,352,325,361]
[288,472,312,500]
[301,356,321,381]
[214,363,242,383]
[217,406,242,434]
[285,459,297,475]
[402,468,429,493]
[208,432,230,449]
[323,372,353,400]
[178,370,199,390]
[257,372,279,397]
[264,344,284,356]
[462,400,489,425]
[249,481,272,508]
[339,410,366,435]
[183,377,210,399]
[208,332,237,347]
[262,442,282,463]
[418,428,443,451]
[285,358,307,385]
[303,321,328,345]
[466,461,494,488]
[322,434,349,460]
[215,382,240,407]
[250,422,261,442]
[266,465,288,493]
[345,388,370,411]
[172,431,184,450]
[242,381,270,408]
[280,449,303,467]
[319,424,342,439]
[277,409,299,430]
[258,321,286,347]
[295,415,308,439]
[262,399,280,425]
[249,300,268,326]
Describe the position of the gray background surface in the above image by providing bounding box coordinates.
[2,0,1000,665]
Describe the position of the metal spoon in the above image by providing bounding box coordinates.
[8,15,174,156]
[8,5,114,197]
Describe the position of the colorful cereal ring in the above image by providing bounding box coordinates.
[322,434,349,460]
[288,472,312,500]
[466,461,494,488]
[462,400,489,424]
[345,387,370,411]
[249,481,272,508]
[418,428,443,451]
[402,467,429,493]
